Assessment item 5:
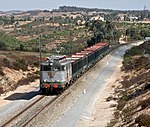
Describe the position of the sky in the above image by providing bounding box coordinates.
[0,0,150,11]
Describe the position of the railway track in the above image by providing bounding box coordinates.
[0,44,127,127]
[21,95,59,127]
[1,95,59,127]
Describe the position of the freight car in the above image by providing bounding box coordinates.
[40,42,109,94]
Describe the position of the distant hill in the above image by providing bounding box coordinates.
[52,6,114,12]
[52,6,144,13]
[0,10,23,16]
[5,10,23,14]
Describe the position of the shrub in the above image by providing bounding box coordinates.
[15,75,39,87]
[117,99,126,111]
[0,41,7,50]
[0,70,5,76]
[3,58,10,67]
[135,114,150,127]
[0,87,4,94]
[32,47,39,52]
[139,97,150,110]
[106,120,117,127]
[13,58,28,71]
[33,61,39,67]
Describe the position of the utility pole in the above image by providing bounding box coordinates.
[39,35,42,85]
[69,31,72,56]
[39,35,42,65]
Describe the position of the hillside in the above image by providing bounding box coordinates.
[0,51,39,95]
[0,6,150,53]
[108,41,150,127]
[52,6,145,14]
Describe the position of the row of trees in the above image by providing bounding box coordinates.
[0,16,15,25]
[126,27,150,40]
[0,16,32,26]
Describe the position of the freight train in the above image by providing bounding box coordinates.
[40,42,109,94]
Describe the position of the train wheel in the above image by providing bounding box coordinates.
[46,89,50,95]
[40,88,45,95]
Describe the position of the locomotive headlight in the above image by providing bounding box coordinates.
[55,80,60,82]
[43,79,47,82]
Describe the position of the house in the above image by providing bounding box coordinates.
[90,15,105,21]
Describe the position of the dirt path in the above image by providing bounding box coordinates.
[76,60,122,127]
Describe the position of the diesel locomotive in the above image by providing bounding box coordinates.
[40,42,109,94]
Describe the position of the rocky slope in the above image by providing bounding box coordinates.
[0,52,39,95]
[108,40,150,127]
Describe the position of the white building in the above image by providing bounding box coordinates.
[90,15,105,21]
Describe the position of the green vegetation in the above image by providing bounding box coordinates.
[85,20,121,46]
[0,8,150,54]
[3,58,11,66]
[123,41,150,70]
[2,57,28,70]
[0,53,39,71]
[125,23,150,40]
[13,58,28,71]
[0,32,22,50]
[0,16,15,25]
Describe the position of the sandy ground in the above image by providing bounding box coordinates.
[76,60,122,127]
[0,79,39,108]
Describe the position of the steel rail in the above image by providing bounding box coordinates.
[1,95,45,127]
[21,95,60,127]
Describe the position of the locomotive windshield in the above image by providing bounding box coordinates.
[40,63,67,83]
[41,64,65,71]
[41,65,52,71]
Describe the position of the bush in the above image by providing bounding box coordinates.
[15,75,39,87]
[3,58,10,67]
[32,47,39,52]
[13,58,28,71]
[139,97,150,110]
[117,100,126,111]
[33,61,39,67]
[0,87,4,94]
[0,70,5,76]
[124,46,141,58]
[135,114,150,127]
[0,41,7,50]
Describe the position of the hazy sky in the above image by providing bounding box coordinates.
[0,0,150,11]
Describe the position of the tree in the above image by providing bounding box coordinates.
[27,17,31,21]
[0,40,7,50]
[19,44,24,51]
[10,16,15,24]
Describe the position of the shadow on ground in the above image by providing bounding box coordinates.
[4,90,41,100]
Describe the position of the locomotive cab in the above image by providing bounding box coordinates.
[40,58,72,94]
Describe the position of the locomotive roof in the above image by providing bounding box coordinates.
[41,56,71,66]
